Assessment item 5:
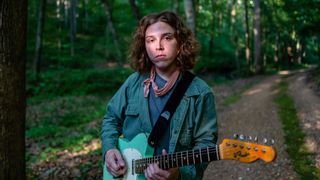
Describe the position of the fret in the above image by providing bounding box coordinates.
[170,153,174,169]
[180,151,183,166]
[160,156,165,169]
[187,150,189,165]
[207,147,210,162]
[164,155,167,169]
[167,154,170,169]
[192,149,195,164]
[199,149,202,163]
[175,152,178,167]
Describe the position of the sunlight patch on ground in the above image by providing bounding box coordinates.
[244,88,262,95]
[279,70,290,75]
[62,139,101,158]
[304,137,317,153]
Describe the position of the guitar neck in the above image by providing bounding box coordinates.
[134,146,220,173]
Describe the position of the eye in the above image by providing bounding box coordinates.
[146,38,154,43]
[165,35,174,40]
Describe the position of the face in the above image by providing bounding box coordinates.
[145,21,179,74]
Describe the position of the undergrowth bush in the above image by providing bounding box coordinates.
[27,67,133,98]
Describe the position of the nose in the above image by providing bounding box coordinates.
[156,40,164,51]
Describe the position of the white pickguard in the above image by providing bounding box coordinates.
[122,148,143,180]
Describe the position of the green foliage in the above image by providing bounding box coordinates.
[27,68,133,98]
[274,80,319,179]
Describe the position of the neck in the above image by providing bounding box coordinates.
[155,66,179,81]
[134,146,220,173]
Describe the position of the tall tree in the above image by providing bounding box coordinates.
[0,0,27,179]
[244,0,251,65]
[231,0,240,72]
[101,0,123,65]
[254,0,262,73]
[172,0,179,14]
[33,0,47,80]
[128,0,141,22]
[83,0,89,31]
[63,0,69,27]
[183,0,196,35]
[208,0,216,56]
[70,0,77,56]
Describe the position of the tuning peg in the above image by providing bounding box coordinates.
[254,136,258,142]
[247,136,253,141]
[233,133,239,139]
[270,139,275,145]
[263,138,268,144]
[239,134,245,140]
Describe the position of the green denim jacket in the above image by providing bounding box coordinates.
[101,72,218,179]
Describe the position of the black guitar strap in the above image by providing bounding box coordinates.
[148,71,195,148]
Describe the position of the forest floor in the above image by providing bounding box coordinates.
[27,69,320,179]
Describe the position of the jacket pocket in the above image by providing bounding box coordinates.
[178,128,193,147]
[125,104,139,116]
[123,103,141,140]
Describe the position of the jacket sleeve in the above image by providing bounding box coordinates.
[101,74,136,161]
[179,91,218,180]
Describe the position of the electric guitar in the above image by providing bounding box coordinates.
[103,133,276,180]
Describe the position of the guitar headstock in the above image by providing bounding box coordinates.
[219,137,276,163]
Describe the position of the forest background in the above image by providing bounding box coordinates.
[1,0,319,179]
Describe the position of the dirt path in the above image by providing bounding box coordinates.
[287,71,320,168]
[204,75,299,179]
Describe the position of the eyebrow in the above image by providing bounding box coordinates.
[145,32,174,38]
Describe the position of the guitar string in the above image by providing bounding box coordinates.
[134,148,219,167]
[134,149,219,173]
[135,148,218,162]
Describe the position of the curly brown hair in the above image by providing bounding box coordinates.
[129,11,200,74]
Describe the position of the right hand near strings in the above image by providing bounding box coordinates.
[105,149,127,177]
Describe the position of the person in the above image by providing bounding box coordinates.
[101,11,217,180]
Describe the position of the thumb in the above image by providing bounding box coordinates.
[162,149,168,155]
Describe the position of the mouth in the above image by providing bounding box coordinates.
[155,54,166,59]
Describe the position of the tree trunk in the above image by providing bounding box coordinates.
[64,0,69,27]
[101,0,123,65]
[70,0,77,56]
[231,0,240,72]
[254,0,262,74]
[318,36,320,63]
[208,0,216,56]
[128,0,141,22]
[33,0,47,80]
[56,0,63,52]
[172,0,179,14]
[183,0,196,35]
[244,0,250,65]
[0,0,27,179]
[83,0,89,31]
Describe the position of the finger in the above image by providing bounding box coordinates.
[153,163,170,179]
[107,164,122,178]
[145,164,161,180]
[144,169,151,180]
[151,164,165,180]
[109,152,125,171]
[114,151,126,167]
